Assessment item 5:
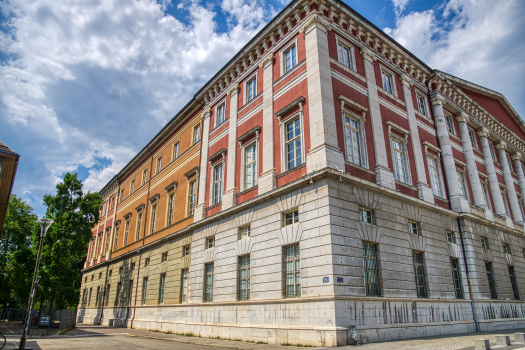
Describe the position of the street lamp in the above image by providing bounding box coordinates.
[18,218,53,350]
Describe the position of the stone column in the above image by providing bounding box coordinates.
[222,84,240,209]
[512,153,525,209]
[303,14,345,173]
[478,128,507,218]
[456,113,488,212]
[361,48,395,189]
[400,74,433,202]
[258,55,277,194]
[496,141,523,224]
[194,108,211,220]
[431,96,470,213]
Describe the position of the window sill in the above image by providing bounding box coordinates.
[239,92,263,114]
[209,118,230,134]
[329,58,365,82]
[274,59,306,86]
[377,86,405,106]
[277,163,306,179]
[237,185,258,197]
[207,201,222,211]
[395,180,417,191]
[345,161,375,175]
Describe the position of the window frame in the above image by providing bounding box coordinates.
[427,154,445,198]
[135,212,142,242]
[161,252,168,262]
[142,169,148,186]
[173,142,180,160]
[210,161,224,205]
[187,178,197,216]
[193,124,201,144]
[183,244,191,257]
[415,91,429,117]
[481,237,488,249]
[379,65,397,97]
[481,179,492,210]
[359,208,373,224]
[343,111,367,168]
[485,262,497,299]
[281,114,305,172]
[239,225,251,240]
[362,243,381,297]
[142,277,148,305]
[457,170,469,202]
[206,236,215,249]
[204,263,214,302]
[167,192,175,226]
[445,113,456,135]
[412,251,428,298]
[390,134,411,185]
[450,258,464,299]
[240,139,258,192]
[130,180,135,195]
[283,244,301,298]
[509,266,520,300]
[244,72,258,104]
[181,269,189,303]
[283,209,299,227]
[156,157,162,175]
[123,220,130,246]
[446,231,456,244]
[468,128,478,150]
[408,221,420,235]
[335,35,356,71]
[150,203,157,235]
[281,39,298,75]
[489,142,498,162]
[159,273,166,304]
[238,255,251,301]
[215,101,227,127]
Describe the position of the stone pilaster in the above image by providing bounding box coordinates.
[222,84,240,209]
[512,153,525,217]
[496,141,523,224]
[194,108,211,220]
[303,14,345,173]
[400,74,433,202]
[431,96,470,213]
[361,47,395,189]
[258,55,277,195]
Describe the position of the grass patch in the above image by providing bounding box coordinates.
[165,331,174,334]
[281,343,293,346]
[256,341,266,344]
[185,333,195,337]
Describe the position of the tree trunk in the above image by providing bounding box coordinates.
[37,294,44,319]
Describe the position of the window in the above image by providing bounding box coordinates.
[204,263,214,302]
[194,125,201,144]
[506,153,514,172]
[102,203,106,217]
[244,143,257,189]
[183,245,191,256]
[503,244,510,254]
[363,243,380,296]
[416,93,428,116]
[446,231,456,244]
[238,255,251,301]
[105,284,110,306]
[488,142,497,162]
[246,77,257,102]
[128,279,133,305]
[173,142,179,160]
[468,129,478,149]
[110,197,114,210]
[502,190,511,216]
[119,266,123,274]
[142,169,148,185]
[427,157,443,197]
[344,115,362,166]
[337,41,353,69]
[284,244,301,298]
[150,204,157,235]
[104,231,110,254]
[482,182,491,210]
[445,114,456,135]
[216,103,226,126]
[88,288,92,306]
[162,252,168,262]
[109,270,112,277]
[99,272,102,279]
[451,258,463,299]
[130,180,135,194]
[518,197,525,220]
[412,252,427,298]
[391,138,408,184]
[239,226,250,240]
[206,236,215,249]
[144,258,150,267]
[283,209,299,226]
[485,262,497,299]
[285,117,302,170]
[188,180,197,216]
[408,221,419,235]
[159,274,166,304]
[167,193,174,225]
[124,221,130,246]
[509,266,520,300]
[131,262,135,271]
[181,269,189,303]
[212,163,223,204]
[284,45,297,73]
[95,286,100,306]
[115,282,121,305]
[359,208,372,223]
[156,157,162,174]
[120,189,125,202]
[142,278,148,304]
[457,171,468,201]
[381,69,394,95]
[481,237,488,249]
[135,212,142,242]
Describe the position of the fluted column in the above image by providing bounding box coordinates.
[431,96,470,213]
[194,108,211,220]
[222,84,240,209]
[496,141,523,224]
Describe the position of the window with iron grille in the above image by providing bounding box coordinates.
[362,243,380,296]
[142,277,148,304]
[450,258,463,299]
[359,208,373,224]
[238,255,250,301]
[509,266,520,300]
[283,244,301,298]
[204,263,214,302]
[485,262,497,299]
[283,209,299,227]
[412,252,427,298]
[159,274,166,304]
[181,269,189,303]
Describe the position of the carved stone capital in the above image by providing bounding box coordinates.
[203,107,212,118]
[511,153,522,161]
[227,83,239,95]
[400,73,413,88]
[495,140,507,150]
[477,127,489,138]
[360,47,376,63]
[300,13,330,34]
[456,112,469,123]
[259,54,274,68]
[431,95,445,106]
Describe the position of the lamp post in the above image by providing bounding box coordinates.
[18,218,53,350]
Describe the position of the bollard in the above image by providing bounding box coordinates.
[515,333,525,343]
[474,339,490,350]
[495,335,511,346]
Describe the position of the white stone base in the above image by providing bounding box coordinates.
[258,169,277,194]
[375,166,396,190]
[193,204,206,221]
[450,196,471,213]
[306,144,345,173]
[222,188,237,209]
[418,183,435,203]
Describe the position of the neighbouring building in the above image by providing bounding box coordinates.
[0,141,19,234]
[78,0,525,346]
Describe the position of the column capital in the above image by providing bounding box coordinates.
[203,107,212,119]
[496,140,507,150]
[431,94,445,106]
[400,73,413,88]
[360,47,377,63]
[227,83,240,95]
[456,112,469,123]
[300,13,330,34]
[512,152,522,161]
[259,54,274,68]
[477,127,489,138]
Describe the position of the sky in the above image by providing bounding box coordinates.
[1,0,524,217]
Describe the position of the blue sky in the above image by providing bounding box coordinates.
[1,0,524,217]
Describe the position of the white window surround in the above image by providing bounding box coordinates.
[335,35,356,71]
[480,177,492,210]
[172,140,180,160]
[239,136,259,192]
[456,168,470,202]
[209,160,224,206]
[279,108,306,173]
[379,64,398,98]
[445,113,456,136]
[243,70,259,106]
[342,109,368,169]
[468,128,478,149]
[279,37,299,77]
[426,152,446,199]
[415,90,430,117]
[387,121,412,186]
[214,97,228,128]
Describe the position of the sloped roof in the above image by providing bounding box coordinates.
[0,141,17,155]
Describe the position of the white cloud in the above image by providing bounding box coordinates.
[391,0,410,15]
[384,0,525,117]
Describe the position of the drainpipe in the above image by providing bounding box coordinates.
[426,72,479,332]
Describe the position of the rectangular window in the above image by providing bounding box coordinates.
[150,204,157,235]
[445,114,456,135]
[212,163,223,204]
[162,252,168,262]
[409,221,420,235]
[381,70,394,94]
[489,142,497,161]
[359,208,372,223]
[482,182,492,210]
[181,269,189,303]
[206,236,215,249]
[130,180,135,194]
[363,243,380,296]
[519,197,525,220]
[173,142,179,160]
[427,157,443,197]
[486,262,497,299]
[468,129,478,149]
[506,153,514,172]
[204,263,214,302]
[124,221,130,246]
[239,226,250,240]
[167,193,174,225]
[416,94,427,116]
[503,244,510,254]
[284,244,301,298]
[188,180,197,216]
[95,286,100,306]
[156,157,162,174]
[142,277,148,305]
[217,103,226,126]
[159,274,166,304]
[481,237,488,249]
[120,189,125,202]
[145,258,150,267]
[238,255,251,301]
[183,245,191,256]
[131,262,135,271]
[194,125,201,143]
[451,258,463,299]
[391,138,408,184]
[105,284,110,306]
[88,288,92,306]
[244,143,257,189]
[285,117,302,170]
[502,190,511,216]
[104,231,110,254]
[446,231,456,243]
[135,212,142,242]
[142,169,148,185]
[128,279,133,306]
[413,252,427,298]
[115,282,121,305]
[246,77,257,102]
[509,266,520,300]
[102,203,106,217]
[337,42,352,69]
[457,171,468,201]
[283,209,299,227]
[284,45,297,73]
[344,116,362,166]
